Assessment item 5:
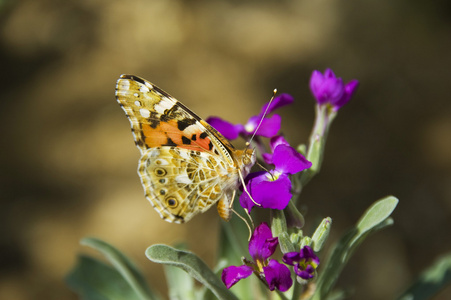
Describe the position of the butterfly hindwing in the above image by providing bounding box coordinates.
[138,146,234,223]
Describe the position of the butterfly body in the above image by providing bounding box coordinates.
[116,75,255,223]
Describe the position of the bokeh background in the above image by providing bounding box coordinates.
[1,0,451,299]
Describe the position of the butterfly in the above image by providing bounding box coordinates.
[116,75,256,223]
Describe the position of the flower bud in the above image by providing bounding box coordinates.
[311,217,332,252]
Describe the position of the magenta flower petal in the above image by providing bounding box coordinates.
[309,70,324,94]
[239,171,266,211]
[282,246,320,280]
[246,114,281,137]
[262,152,274,165]
[263,259,293,292]
[206,116,244,140]
[310,69,358,110]
[248,222,278,261]
[324,68,335,78]
[263,135,291,164]
[281,251,300,265]
[239,191,254,212]
[299,245,321,265]
[221,265,253,288]
[269,135,290,151]
[294,264,315,280]
[240,172,291,211]
[242,170,266,186]
[310,69,344,105]
[333,79,359,110]
[252,173,292,210]
[260,93,294,115]
[272,144,312,175]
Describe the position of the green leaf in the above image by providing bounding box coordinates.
[278,232,295,253]
[299,135,323,187]
[312,196,399,300]
[397,252,451,300]
[66,255,143,300]
[164,265,197,300]
[355,195,398,237]
[162,243,198,300]
[311,217,332,252]
[146,244,238,300]
[80,237,158,300]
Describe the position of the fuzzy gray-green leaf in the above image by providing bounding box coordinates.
[312,196,398,300]
[66,255,144,300]
[397,252,451,300]
[146,244,238,300]
[81,237,157,300]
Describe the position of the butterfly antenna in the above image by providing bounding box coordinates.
[256,161,276,180]
[256,161,270,173]
[246,89,278,149]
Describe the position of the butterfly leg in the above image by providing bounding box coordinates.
[238,169,261,207]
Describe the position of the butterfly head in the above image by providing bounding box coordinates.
[239,148,256,178]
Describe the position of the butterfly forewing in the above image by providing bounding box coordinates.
[116,75,232,160]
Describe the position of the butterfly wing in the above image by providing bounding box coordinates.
[116,74,245,222]
[116,74,236,159]
[138,146,236,223]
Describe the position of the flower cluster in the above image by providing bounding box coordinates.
[222,223,293,291]
[310,68,359,111]
[283,246,320,280]
[214,68,358,294]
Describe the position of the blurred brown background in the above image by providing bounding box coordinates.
[1,0,451,299]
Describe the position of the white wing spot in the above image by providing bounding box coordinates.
[175,175,193,185]
[179,150,190,160]
[134,100,142,107]
[139,108,151,118]
[140,85,150,93]
[155,159,169,166]
[148,149,161,157]
[120,79,130,90]
[154,100,174,114]
[183,124,202,136]
[133,93,139,97]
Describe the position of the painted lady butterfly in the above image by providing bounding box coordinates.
[116,75,256,223]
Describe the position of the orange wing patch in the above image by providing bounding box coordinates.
[142,119,213,152]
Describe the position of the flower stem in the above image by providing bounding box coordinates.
[297,105,336,192]
[290,278,303,300]
[270,209,288,236]
[275,289,290,300]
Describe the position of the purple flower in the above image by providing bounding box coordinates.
[262,135,290,165]
[310,69,359,111]
[207,93,294,140]
[282,246,320,280]
[222,223,293,292]
[240,140,312,212]
[264,260,293,292]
